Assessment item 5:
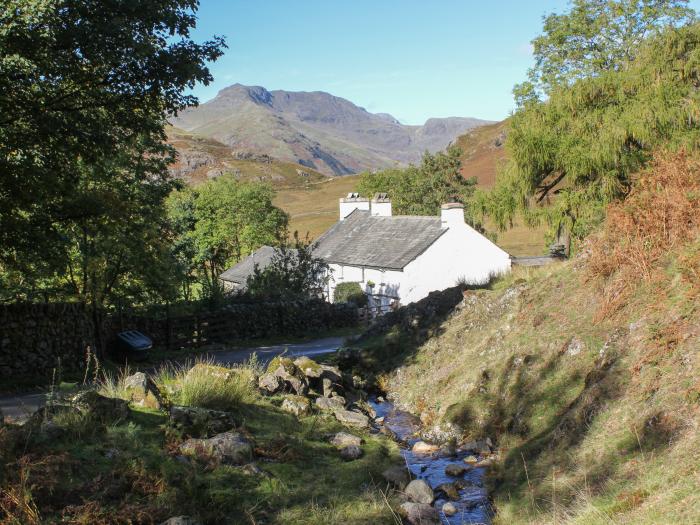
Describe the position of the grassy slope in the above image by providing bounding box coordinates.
[276,175,360,239]
[281,120,548,254]
[170,124,547,254]
[357,155,700,523]
[362,257,699,524]
[456,120,509,188]
[1,362,401,524]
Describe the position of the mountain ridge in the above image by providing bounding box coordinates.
[171,84,493,176]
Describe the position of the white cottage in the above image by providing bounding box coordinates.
[313,194,511,310]
[219,194,512,309]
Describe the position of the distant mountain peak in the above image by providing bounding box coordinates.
[172,84,494,176]
[217,84,273,106]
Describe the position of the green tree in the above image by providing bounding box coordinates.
[0,0,224,293]
[517,0,694,99]
[245,234,330,301]
[357,146,478,221]
[164,182,199,302]
[481,22,700,253]
[166,176,289,299]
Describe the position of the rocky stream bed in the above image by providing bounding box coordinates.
[258,353,496,524]
[370,397,493,525]
[5,351,496,524]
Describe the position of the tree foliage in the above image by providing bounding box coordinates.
[333,282,368,308]
[245,234,329,301]
[481,16,700,251]
[517,0,694,99]
[166,176,289,300]
[357,146,477,221]
[0,0,224,304]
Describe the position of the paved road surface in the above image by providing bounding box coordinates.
[0,336,346,423]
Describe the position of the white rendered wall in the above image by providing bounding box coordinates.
[401,222,511,304]
[325,223,511,306]
[339,199,370,220]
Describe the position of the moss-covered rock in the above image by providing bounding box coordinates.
[266,356,296,375]
[266,357,308,395]
[179,431,253,465]
[281,395,311,417]
[293,356,323,378]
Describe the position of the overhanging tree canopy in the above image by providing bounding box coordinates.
[480,18,700,250]
[0,0,225,291]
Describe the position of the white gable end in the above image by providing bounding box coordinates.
[319,199,511,308]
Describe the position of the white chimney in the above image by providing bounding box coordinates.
[339,193,370,220]
[440,202,465,228]
[370,193,392,217]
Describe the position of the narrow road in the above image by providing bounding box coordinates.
[0,336,346,423]
[209,336,346,366]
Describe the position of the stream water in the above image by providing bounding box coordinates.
[369,398,492,525]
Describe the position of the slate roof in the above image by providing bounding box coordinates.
[312,210,446,270]
[219,245,277,285]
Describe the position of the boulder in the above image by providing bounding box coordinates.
[340,444,363,460]
[411,441,439,454]
[332,408,369,428]
[169,405,238,438]
[70,390,129,423]
[463,454,479,464]
[267,357,308,396]
[258,373,283,395]
[240,462,264,476]
[404,479,434,504]
[322,377,334,397]
[124,372,164,410]
[276,366,308,396]
[382,465,412,490]
[462,439,492,456]
[351,399,376,419]
[438,440,457,457]
[319,364,342,383]
[281,396,311,417]
[330,432,363,448]
[476,457,495,468]
[436,482,460,501]
[160,517,202,525]
[293,356,324,379]
[315,396,345,412]
[398,502,440,524]
[442,502,458,516]
[179,431,253,465]
[445,463,469,477]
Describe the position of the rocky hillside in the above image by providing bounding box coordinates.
[349,152,700,524]
[167,126,328,187]
[170,84,492,176]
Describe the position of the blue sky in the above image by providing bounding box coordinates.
[190,0,700,125]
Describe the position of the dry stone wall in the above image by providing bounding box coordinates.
[0,299,358,380]
[0,302,94,379]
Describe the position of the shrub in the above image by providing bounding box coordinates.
[333,282,368,307]
[97,366,134,401]
[587,151,700,314]
[171,358,256,411]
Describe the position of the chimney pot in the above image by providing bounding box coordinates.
[440,202,465,228]
[370,193,392,217]
[339,194,370,220]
